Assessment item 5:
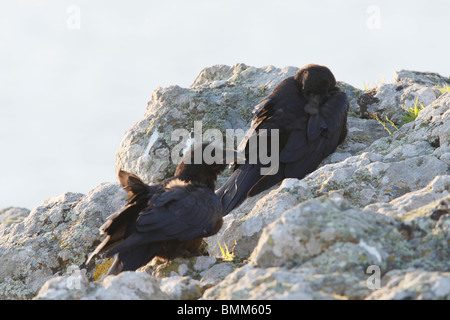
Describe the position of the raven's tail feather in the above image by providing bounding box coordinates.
[106,244,162,276]
[105,255,123,276]
[85,203,141,266]
[216,163,262,216]
[86,170,153,268]
[247,165,285,197]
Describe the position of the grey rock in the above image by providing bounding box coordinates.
[203,262,374,300]
[322,116,390,165]
[366,269,450,300]
[84,272,169,300]
[0,207,30,228]
[364,176,449,217]
[193,256,217,272]
[250,196,397,269]
[33,271,90,300]
[205,179,312,260]
[355,70,449,125]
[305,153,447,208]
[337,81,364,116]
[160,276,204,300]
[139,256,239,299]
[200,262,235,287]
[115,63,298,184]
[394,70,450,87]
[202,264,339,300]
[34,271,169,300]
[141,256,215,278]
[2,64,449,300]
[0,183,127,299]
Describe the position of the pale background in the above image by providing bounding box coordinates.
[1,0,449,209]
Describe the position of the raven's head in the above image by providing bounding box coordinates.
[294,64,337,115]
[175,143,245,189]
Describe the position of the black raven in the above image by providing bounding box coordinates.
[86,144,244,275]
[216,64,349,216]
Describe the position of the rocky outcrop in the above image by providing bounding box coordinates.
[0,184,127,299]
[0,207,29,228]
[1,64,449,300]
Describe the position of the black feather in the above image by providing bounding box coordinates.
[86,144,238,275]
[217,64,349,216]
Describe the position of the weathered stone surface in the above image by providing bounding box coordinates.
[202,264,330,300]
[250,196,397,269]
[205,179,312,260]
[1,64,449,300]
[160,276,204,300]
[0,207,29,228]
[355,69,449,125]
[0,183,127,299]
[365,269,450,300]
[115,64,299,184]
[34,272,168,300]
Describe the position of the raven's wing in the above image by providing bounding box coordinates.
[238,78,307,152]
[106,185,223,255]
[237,96,274,152]
[217,77,308,215]
[85,170,156,265]
[307,114,328,141]
[217,96,279,214]
[281,90,349,178]
[247,90,348,196]
[100,171,157,237]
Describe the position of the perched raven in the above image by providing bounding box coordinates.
[86,144,244,275]
[216,64,349,216]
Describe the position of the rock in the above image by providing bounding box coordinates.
[380,194,450,272]
[115,63,299,184]
[0,207,30,228]
[305,153,447,208]
[205,179,312,260]
[365,269,450,300]
[202,264,341,300]
[86,272,169,300]
[0,183,127,299]
[33,270,91,300]
[160,276,204,300]
[205,193,449,300]
[200,262,235,287]
[355,70,449,125]
[250,196,397,269]
[36,255,230,300]
[393,70,450,87]
[364,176,450,217]
[1,64,449,300]
[322,116,390,165]
[35,272,168,300]
[142,256,217,278]
[304,92,450,209]
[193,256,217,272]
[34,271,169,300]
[337,81,364,116]
[137,256,240,299]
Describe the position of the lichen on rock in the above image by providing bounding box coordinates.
[1,64,449,300]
